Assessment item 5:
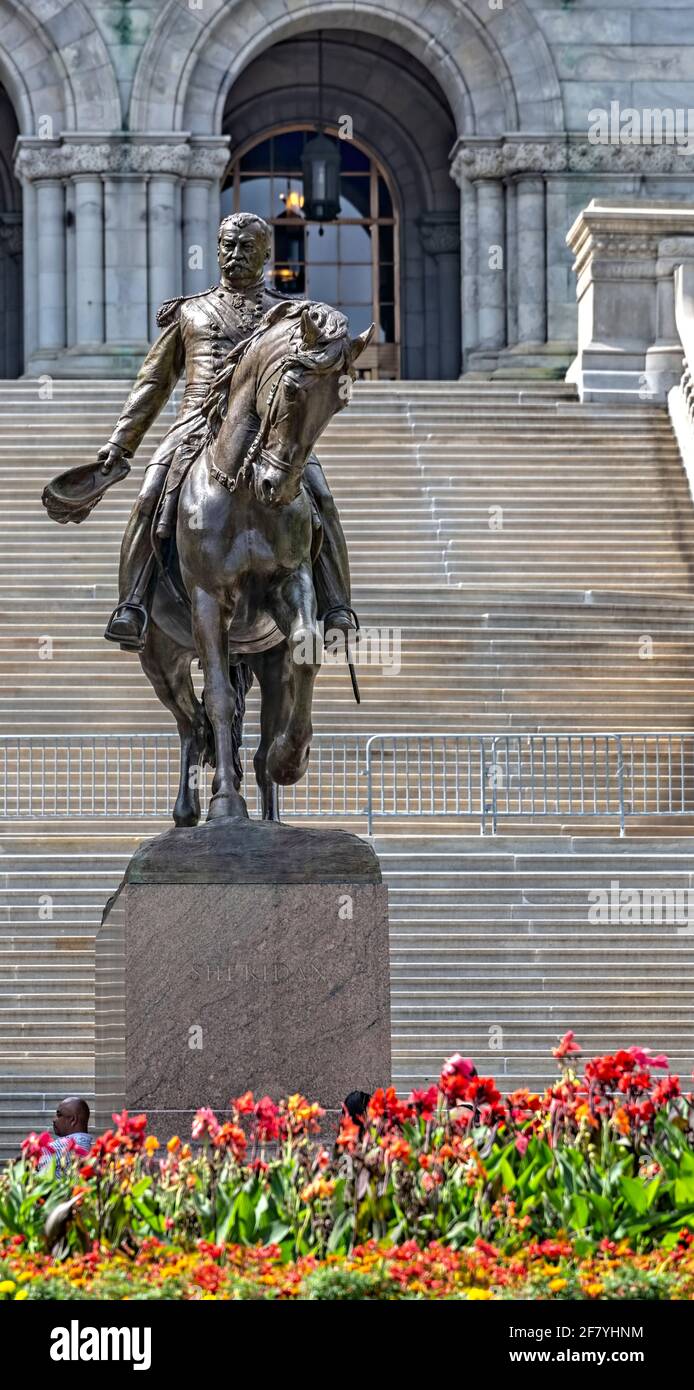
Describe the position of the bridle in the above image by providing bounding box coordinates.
[209,350,305,495]
[209,336,349,497]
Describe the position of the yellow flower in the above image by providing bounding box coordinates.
[549,1278,568,1292]
[144,1135,159,1156]
[583,1281,604,1297]
[167,1136,180,1153]
[0,1280,17,1294]
[466,1288,494,1300]
[14,1289,29,1301]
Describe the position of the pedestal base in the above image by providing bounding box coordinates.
[95,819,390,1132]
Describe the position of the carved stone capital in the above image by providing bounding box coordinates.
[417,212,459,257]
[568,140,694,174]
[450,142,505,184]
[14,136,231,183]
[503,139,568,176]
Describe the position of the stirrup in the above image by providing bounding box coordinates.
[104,601,150,651]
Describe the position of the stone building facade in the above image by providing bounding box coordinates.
[1,0,693,380]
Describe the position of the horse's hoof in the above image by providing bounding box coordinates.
[173,807,200,828]
[206,792,249,821]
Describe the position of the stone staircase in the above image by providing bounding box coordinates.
[2,378,694,1153]
[380,834,694,1091]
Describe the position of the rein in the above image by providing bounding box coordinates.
[209,351,301,495]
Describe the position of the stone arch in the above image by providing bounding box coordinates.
[220,29,461,377]
[130,0,563,139]
[0,0,120,134]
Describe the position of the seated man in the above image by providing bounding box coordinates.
[101,211,355,652]
[37,1096,92,1171]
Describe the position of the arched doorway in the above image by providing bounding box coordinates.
[220,30,460,379]
[221,124,399,378]
[0,80,22,376]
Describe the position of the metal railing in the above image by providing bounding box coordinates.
[0,733,365,822]
[364,732,694,835]
[1,732,693,835]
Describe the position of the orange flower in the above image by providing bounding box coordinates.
[167,1136,180,1154]
[612,1107,631,1136]
[144,1136,159,1156]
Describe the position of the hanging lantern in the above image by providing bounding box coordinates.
[302,131,341,222]
[302,31,340,222]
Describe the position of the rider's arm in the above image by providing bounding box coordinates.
[107,318,185,457]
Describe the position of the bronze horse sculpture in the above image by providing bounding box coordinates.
[131,298,372,826]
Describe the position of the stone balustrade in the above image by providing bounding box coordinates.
[565,200,694,405]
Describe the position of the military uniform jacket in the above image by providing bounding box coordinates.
[108,281,291,466]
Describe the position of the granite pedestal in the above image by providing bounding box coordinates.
[95,819,390,1134]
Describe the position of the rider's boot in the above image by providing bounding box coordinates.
[304,460,359,648]
[104,503,156,651]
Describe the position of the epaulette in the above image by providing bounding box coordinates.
[156,285,218,329]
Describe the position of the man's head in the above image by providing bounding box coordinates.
[342,1090,371,1129]
[218,213,272,289]
[53,1096,90,1138]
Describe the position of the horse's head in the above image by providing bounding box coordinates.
[251,302,373,506]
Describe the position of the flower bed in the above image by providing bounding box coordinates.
[2,1036,694,1299]
[1,1234,694,1300]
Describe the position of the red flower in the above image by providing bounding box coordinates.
[254,1096,280,1142]
[212,1123,247,1161]
[20,1131,53,1165]
[439,1053,478,1101]
[232,1091,255,1114]
[409,1086,439,1120]
[552,1031,582,1059]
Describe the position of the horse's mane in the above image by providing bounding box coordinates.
[201,299,350,440]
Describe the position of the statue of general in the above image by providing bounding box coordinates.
[98,212,356,652]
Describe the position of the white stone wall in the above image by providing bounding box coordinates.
[1,0,693,377]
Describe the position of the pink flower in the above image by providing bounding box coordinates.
[628,1046,669,1070]
[552,1031,582,1059]
[515,1134,529,1155]
[191,1107,220,1141]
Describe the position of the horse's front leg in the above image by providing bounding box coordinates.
[266,565,320,786]
[250,643,292,820]
[191,586,249,820]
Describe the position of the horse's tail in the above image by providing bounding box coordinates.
[201,660,254,789]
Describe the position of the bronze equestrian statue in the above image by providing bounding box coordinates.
[43,212,372,824]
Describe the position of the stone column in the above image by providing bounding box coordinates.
[104,174,149,347]
[182,178,214,294]
[476,179,506,354]
[36,180,66,352]
[65,180,76,349]
[74,175,105,344]
[417,212,461,378]
[20,180,37,367]
[515,175,546,345]
[505,180,517,346]
[148,174,180,336]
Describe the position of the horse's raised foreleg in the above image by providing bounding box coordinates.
[139,621,205,828]
[191,586,249,820]
[249,642,292,820]
[266,565,320,786]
